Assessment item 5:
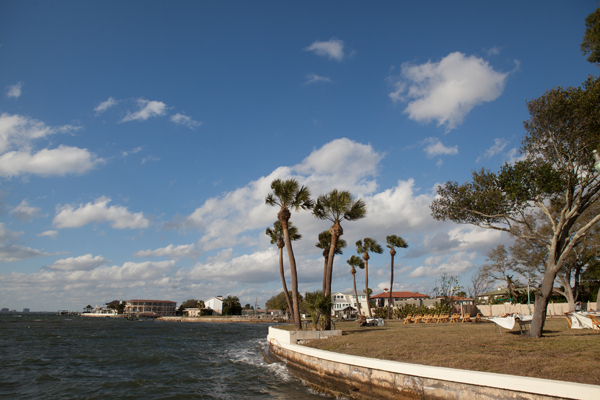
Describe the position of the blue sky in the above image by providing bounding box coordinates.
[0,1,597,311]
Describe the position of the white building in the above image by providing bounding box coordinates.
[204,296,223,315]
[331,292,367,317]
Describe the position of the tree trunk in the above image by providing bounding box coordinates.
[279,209,302,330]
[278,244,295,325]
[388,249,396,320]
[364,253,372,318]
[323,221,343,330]
[352,272,362,317]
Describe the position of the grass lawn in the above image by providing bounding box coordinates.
[295,318,600,385]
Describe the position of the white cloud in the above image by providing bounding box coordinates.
[53,196,150,229]
[141,155,160,164]
[486,47,501,56]
[305,38,345,61]
[122,146,144,158]
[6,82,23,98]
[0,146,103,178]
[134,243,200,260]
[423,137,458,157]
[0,223,49,262]
[0,113,100,178]
[0,113,55,153]
[47,254,110,271]
[94,97,118,114]
[476,138,508,163]
[389,52,508,130]
[409,251,476,278]
[170,113,202,129]
[122,99,167,122]
[10,199,42,222]
[305,73,332,85]
[37,230,58,239]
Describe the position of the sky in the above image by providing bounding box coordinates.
[0,1,598,311]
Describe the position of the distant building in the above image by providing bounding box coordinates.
[124,300,177,316]
[23,308,30,313]
[204,296,223,315]
[1,308,9,313]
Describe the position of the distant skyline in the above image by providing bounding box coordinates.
[0,1,598,311]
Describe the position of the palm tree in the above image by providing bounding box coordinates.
[385,235,408,319]
[356,238,383,318]
[313,189,366,330]
[266,220,301,324]
[266,179,313,330]
[304,291,332,330]
[315,231,347,293]
[347,255,365,317]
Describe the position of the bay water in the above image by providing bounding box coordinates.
[0,314,326,399]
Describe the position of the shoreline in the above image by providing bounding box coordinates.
[265,326,600,400]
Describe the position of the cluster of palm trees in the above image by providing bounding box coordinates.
[265,179,408,330]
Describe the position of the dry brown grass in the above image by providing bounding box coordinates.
[300,318,600,385]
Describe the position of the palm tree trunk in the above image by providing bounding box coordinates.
[365,257,372,318]
[278,247,295,325]
[324,222,343,330]
[280,210,302,330]
[352,273,362,317]
[387,249,395,319]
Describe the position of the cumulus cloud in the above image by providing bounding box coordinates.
[0,223,49,262]
[37,230,58,239]
[305,73,331,85]
[134,243,200,260]
[388,52,508,130]
[409,251,476,278]
[170,113,202,129]
[94,97,118,114]
[0,113,101,178]
[53,196,150,229]
[423,137,458,157]
[122,99,167,122]
[0,146,103,178]
[6,82,23,98]
[305,38,345,61]
[46,254,110,271]
[10,199,42,222]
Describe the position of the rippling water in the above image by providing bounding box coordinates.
[0,315,325,399]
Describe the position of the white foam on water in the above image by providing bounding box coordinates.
[225,337,294,382]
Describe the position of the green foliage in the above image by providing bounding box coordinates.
[313,189,366,223]
[386,235,408,251]
[179,299,202,311]
[106,300,125,314]
[315,230,347,255]
[265,220,301,246]
[304,291,332,330]
[581,8,600,64]
[356,238,384,257]
[265,179,313,211]
[265,291,303,311]
[363,288,373,296]
[347,255,364,272]
[390,303,451,319]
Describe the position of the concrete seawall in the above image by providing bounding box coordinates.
[266,326,600,400]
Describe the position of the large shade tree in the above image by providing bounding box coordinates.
[581,7,600,65]
[385,235,408,319]
[313,189,366,330]
[356,238,383,318]
[266,220,301,324]
[266,179,313,330]
[347,255,365,317]
[431,76,600,337]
